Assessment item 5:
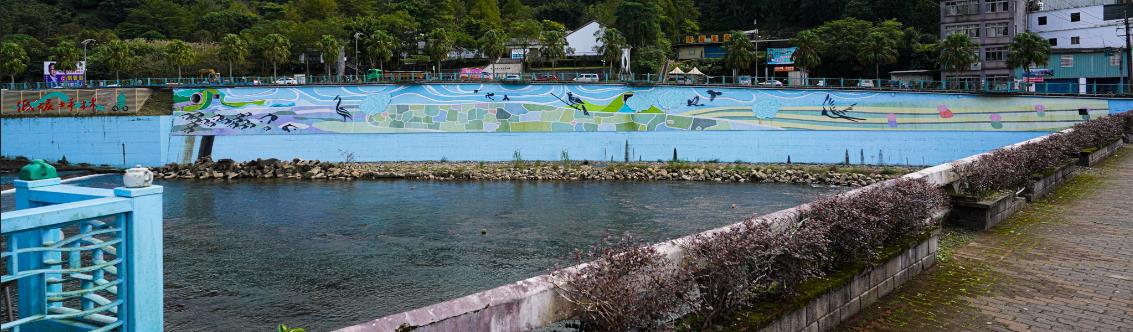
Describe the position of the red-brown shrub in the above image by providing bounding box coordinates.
[555,235,691,332]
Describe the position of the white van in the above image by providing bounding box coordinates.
[574,74,600,82]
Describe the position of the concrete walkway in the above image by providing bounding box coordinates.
[841,147,1133,331]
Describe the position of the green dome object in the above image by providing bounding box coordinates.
[18,159,59,181]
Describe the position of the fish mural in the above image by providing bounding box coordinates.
[170,84,1129,136]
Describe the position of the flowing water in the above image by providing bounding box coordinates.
[2,175,842,331]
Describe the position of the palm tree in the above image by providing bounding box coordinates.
[425,28,455,75]
[366,30,396,73]
[0,42,29,84]
[480,28,509,75]
[594,28,627,78]
[857,32,898,79]
[539,29,568,68]
[790,30,825,76]
[316,35,340,79]
[723,30,756,80]
[938,33,979,81]
[261,33,292,79]
[1007,32,1051,74]
[101,40,135,81]
[219,34,249,80]
[164,40,195,79]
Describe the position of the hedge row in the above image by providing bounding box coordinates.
[955,114,1127,197]
[555,178,946,331]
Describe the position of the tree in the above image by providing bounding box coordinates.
[261,33,292,79]
[501,0,532,22]
[467,0,501,28]
[595,28,627,77]
[480,28,509,74]
[294,0,337,21]
[1007,32,1051,74]
[317,35,340,78]
[50,41,81,71]
[723,30,756,79]
[425,28,455,74]
[938,33,978,75]
[857,32,898,78]
[219,34,249,79]
[0,42,29,84]
[365,30,396,72]
[791,30,825,75]
[101,40,136,81]
[614,1,662,48]
[539,20,569,68]
[508,19,543,74]
[164,39,195,79]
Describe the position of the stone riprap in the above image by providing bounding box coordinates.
[153,158,906,186]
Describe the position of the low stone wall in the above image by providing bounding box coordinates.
[949,194,1026,231]
[1078,140,1125,167]
[154,158,902,186]
[758,231,940,332]
[1022,162,1078,202]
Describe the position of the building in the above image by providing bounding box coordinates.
[566,21,604,57]
[676,32,734,60]
[940,0,1031,86]
[1023,0,1131,93]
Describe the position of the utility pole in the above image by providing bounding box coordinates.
[81,39,95,86]
[1124,9,1132,94]
[354,32,365,82]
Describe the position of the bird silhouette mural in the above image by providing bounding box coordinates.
[819,94,864,122]
[334,95,352,122]
[687,95,705,107]
[706,90,723,101]
[259,113,279,124]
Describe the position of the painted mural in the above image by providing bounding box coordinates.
[2,88,151,115]
[170,84,1131,135]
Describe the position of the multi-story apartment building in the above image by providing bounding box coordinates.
[940,0,1029,86]
[1021,0,1130,93]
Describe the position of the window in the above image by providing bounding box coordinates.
[1070,12,1080,22]
[1070,36,1080,45]
[986,22,1009,37]
[1038,16,1047,25]
[1060,55,1074,67]
[1112,53,1123,67]
[723,34,732,41]
[985,0,1008,13]
[984,46,1007,62]
[685,36,694,43]
[710,35,719,42]
[1048,38,1058,46]
[944,0,980,15]
[945,24,981,38]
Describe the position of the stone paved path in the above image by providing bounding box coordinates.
[840,147,1133,331]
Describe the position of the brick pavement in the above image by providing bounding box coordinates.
[840,147,1133,331]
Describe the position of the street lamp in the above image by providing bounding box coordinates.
[81,39,95,86]
[354,32,365,82]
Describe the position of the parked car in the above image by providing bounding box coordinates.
[501,74,522,82]
[573,73,600,82]
[857,80,875,88]
[757,79,783,86]
[535,74,560,81]
[738,75,753,86]
[274,77,298,85]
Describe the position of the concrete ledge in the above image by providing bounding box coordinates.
[1078,140,1125,167]
[1022,162,1078,202]
[759,231,941,332]
[949,192,1025,231]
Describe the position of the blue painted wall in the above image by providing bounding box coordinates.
[1,115,1047,166]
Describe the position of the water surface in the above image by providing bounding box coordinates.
[3,177,841,331]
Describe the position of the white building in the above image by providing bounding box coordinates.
[1028,0,1128,49]
[565,21,604,57]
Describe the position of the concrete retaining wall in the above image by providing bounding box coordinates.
[759,231,939,332]
[1023,163,1078,202]
[1079,139,1125,167]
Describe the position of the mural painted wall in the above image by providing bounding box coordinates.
[170,84,1131,135]
[2,88,151,115]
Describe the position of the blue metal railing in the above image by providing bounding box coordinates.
[2,178,163,331]
[2,73,1129,97]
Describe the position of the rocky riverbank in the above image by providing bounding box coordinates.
[153,158,912,187]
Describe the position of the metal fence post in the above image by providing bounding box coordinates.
[115,185,164,331]
[12,178,62,328]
